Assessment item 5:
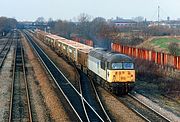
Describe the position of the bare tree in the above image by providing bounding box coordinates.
[47,18,55,32]
[77,13,91,38]
[53,20,75,38]
[77,13,91,23]
[0,17,17,35]
[90,17,106,36]
[36,17,45,23]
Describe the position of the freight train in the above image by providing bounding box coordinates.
[35,30,135,94]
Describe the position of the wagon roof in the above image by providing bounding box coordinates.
[46,34,62,40]
[45,33,93,51]
[89,48,133,62]
[78,48,92,53]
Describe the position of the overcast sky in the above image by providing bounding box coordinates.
[0,0,180,21]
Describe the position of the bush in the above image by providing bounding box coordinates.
[118,37,144,46]
[168,42,179,56]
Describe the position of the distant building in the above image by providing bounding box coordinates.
[112,18,137,27]
[148,22,171,28]
[167,20,180,28]
[148,20,180,29]
[17,21,48,29]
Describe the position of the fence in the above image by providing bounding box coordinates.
[71,37,93,47]
[111,43,180,70]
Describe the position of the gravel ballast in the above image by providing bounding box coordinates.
[0,43,14,121]
[21,34,70,121]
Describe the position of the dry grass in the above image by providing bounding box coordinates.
[137,36,180,54]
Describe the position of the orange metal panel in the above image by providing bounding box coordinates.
[114,43,118,52]
[118,44,120,52]
[146,50,150,60]
[163,54,168,65]
[151,51,156,63]
[111,43,180,70]
[116,44,119,52]
[161,53,165,65]
[178,56,180,70]
[85,40,93,47]
[124,46,127,54]
[125,46,129,55]
[157,52,162,65]
[122,46,126,54]
[130,47,133,56]
[174,56,178,68]
[114,43,117,52]
[142,49,146,60]
[128,47,130,55]
[114,43,116,51]
[124,46,126,54]
[137,49,141,58]
[132,48,137,57]
[167,54,170,66]
[126,47,129,55]
[122,45,125,54]
[119,45,123,53]
[114,44,117,51]
[141,49,144,59]
[140,49,143,59]
[75,37,80,42]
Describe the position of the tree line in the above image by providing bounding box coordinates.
[0,17,17,36]
[45,13,116,49]
[46,13,116,40]
[36,14,180,53]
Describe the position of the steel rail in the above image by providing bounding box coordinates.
[9,36,32,122]
[24,30,105,122]
[21,39,33,122]
[78,70,90,122]
[128,93,171,122]
[8,36,16,122]
[23,31,84,122]
[90,79,112,122]
[0,32,13,68]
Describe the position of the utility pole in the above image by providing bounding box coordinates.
[158,5,160,26]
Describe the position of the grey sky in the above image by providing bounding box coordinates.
[0,0,180,21]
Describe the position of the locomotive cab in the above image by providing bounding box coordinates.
[88,49,135,94]
[106,54,135,83]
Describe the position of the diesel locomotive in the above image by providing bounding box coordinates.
[35,30,135,94]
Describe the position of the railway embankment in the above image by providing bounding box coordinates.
[134,58,180,118]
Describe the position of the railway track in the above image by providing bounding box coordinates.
[0,32,13,68]
[78,69,111,122]
[118,93,171,122]
[23,31,106,122]
[9,36,32,122]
